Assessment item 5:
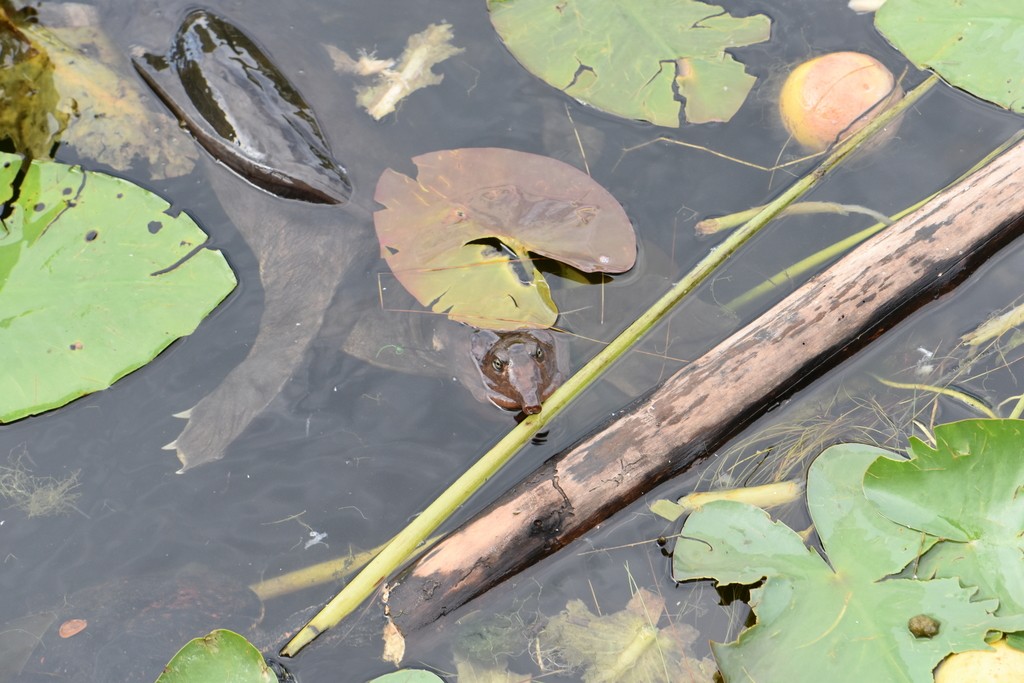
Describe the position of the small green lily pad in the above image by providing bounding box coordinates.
[487,0,771,126]
[0,152,236,422]
[373,147,635,330]
[876,0,1024,112]
[864,419,1024,617]
[367,670,445,683]
[156,629,275,683]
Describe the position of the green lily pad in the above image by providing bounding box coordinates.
[373,147,636,330]
[864,419,1024,617]
[487,0,771,126]
[673,443,1009,682]
[876,0,1024,112]
[156,629,275,683]
[0,152,236,422]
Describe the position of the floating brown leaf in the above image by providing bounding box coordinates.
[373,148,636,330]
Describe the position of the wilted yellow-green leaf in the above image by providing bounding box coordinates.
[0,13,66,157]
[934,640,1024,683]
[25,21,197,178]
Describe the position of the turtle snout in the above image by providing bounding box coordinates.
[506,359,544,415]
[521,400,543,415]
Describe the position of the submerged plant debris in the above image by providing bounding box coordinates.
[327,23,464,120]
[0,447,81,517]
[450,608,537,682]
[133,8,351,204]
[539,588,716,683]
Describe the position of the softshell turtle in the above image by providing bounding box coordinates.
[324,299,569,415]
[0,564,280,683]
[128,8,570,469]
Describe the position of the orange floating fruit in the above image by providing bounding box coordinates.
[779,51,902,151]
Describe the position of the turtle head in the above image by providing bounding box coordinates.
[471,329,566,415]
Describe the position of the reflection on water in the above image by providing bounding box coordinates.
[1,0,1022,680]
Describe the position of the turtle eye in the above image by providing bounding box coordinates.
[532,347,544,361]
[491,358,505,372]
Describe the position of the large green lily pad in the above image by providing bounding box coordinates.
[876,0,1024,112]
[672,443,1013,682]
[0,152,236,422]
[864,419,1024,617]
[487,0,771,126]
[373,147,636,330]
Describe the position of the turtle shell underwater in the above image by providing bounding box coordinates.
[131,8,574,468]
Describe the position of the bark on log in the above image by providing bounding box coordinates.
[385,139,1024,636]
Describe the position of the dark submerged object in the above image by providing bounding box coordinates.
[0,565,267,683]
[129,7,367,469]
[132,9,351,204]
[132,9,566,468]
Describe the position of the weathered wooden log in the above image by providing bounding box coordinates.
[384,139,1024,636]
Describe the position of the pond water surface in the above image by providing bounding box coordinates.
[2,0,1023,681]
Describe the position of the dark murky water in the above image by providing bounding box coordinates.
[1,0,1022,681]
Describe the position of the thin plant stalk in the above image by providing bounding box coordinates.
[874,376,999,419]
[697,201,893,235]
[280,73,940,657]
[1008,395,1024,420]
[725,129,1024,312]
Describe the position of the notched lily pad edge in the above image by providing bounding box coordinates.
[0,152,237,423]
